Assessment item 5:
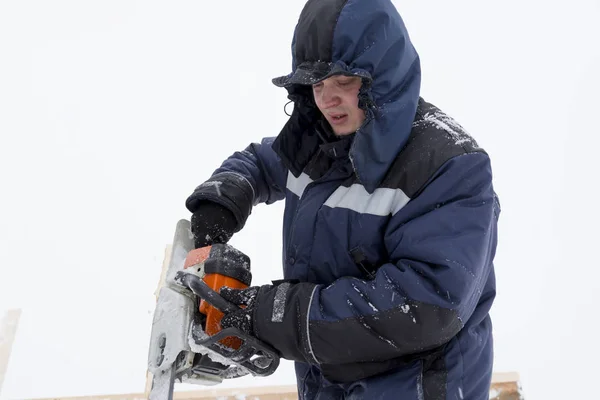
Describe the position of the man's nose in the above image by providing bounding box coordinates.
[319,87,341,108]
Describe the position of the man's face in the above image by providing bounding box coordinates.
[312,75,366,136]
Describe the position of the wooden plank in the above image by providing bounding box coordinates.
[489,372,523,400]
[28,385,298,400]
[491,371,520,383]
[24,372,522,400]
[0,309,22,396]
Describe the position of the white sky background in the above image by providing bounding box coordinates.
[0,1,599,399]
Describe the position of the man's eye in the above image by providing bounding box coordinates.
[338,79,355,86]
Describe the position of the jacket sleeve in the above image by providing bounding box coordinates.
[185,136,287,231]
[253,151,500,369]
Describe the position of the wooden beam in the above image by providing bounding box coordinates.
[24,372,522,400]
[489,372,523,400]
[25,385,298,400]
[0,309,22,396]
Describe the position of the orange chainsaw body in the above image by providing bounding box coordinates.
[184,246,247,350]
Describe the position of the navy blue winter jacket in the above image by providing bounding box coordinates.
[186,0,500,399]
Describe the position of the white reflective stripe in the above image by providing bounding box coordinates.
[271,282,291,323]
[286,172,313,198]
[306,285,320,364]
[324,184,411,216]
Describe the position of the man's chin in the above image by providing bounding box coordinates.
[333,127,356,136]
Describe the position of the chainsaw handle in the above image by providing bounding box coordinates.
[174,271,241,314]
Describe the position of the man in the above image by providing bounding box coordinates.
[185,0,500,399]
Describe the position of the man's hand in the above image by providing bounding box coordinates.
[217,279,320,366]
[219,285,262,335]
[190,201,238,248]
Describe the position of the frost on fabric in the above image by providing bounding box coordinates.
[359,318,398,349]
[399,304,416,323]
[377,271,417,322]
[351,282,378,312]
[416,110,478,147]
[217,245,251,272]
[221,311,252,335]
[221,286,256,306]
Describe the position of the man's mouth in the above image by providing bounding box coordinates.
[329,114,348,125]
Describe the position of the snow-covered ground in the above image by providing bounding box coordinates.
[1,1,599,399]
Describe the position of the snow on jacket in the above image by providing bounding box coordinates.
[186,0,500,399]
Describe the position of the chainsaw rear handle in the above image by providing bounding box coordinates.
[178,269,281,378]
[192,326,281,377]
[174,271,241,314]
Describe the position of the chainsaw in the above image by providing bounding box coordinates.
[146,219,280,400]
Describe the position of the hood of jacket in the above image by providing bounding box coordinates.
[271,0,421,193]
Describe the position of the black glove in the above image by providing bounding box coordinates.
[219,280,325,365]
[218,279,309,362]
[219,285,261,335]
[190,201,237,248]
